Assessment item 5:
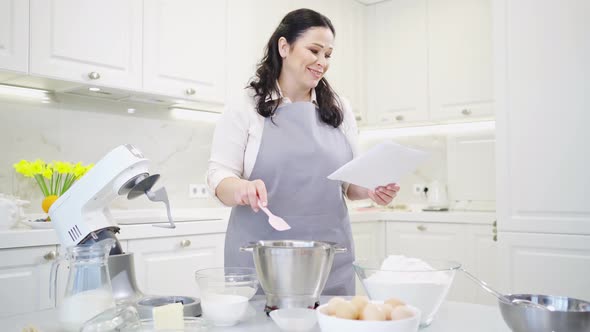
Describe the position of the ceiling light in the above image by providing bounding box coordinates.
[127,108,136,114]
[0,84,51,100]
[88,87,101,92]
[169,107,221,123]
[359,120,495,140]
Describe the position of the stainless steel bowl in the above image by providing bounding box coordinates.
[499,294,590,332]
[240,240,347,311]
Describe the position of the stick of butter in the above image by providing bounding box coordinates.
[153,302,184,330]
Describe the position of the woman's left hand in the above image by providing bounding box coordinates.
[367,183,400,206]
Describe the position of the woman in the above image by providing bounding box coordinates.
[207,8,399,295]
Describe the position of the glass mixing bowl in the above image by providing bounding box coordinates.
[353,256,461,327]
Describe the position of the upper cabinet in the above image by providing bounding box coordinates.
[367,0,429,125]
[143,0,227,103]
[0,0,29,74]
[30,0,143,90]
[428,0,493,120]
[366,0,493,126]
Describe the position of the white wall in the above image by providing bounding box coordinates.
[0,94,222,213]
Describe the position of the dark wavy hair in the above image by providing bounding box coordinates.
[248,8,343,128]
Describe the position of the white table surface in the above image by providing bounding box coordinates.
[2,296,510,332]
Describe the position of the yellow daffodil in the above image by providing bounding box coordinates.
[13,160,34,178]
[13,159,94,206]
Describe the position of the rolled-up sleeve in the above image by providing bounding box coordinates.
[206,96,251,201]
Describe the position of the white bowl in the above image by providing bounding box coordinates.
[316,303,421,332]
[200,293,249,327]
[269,308,318,332]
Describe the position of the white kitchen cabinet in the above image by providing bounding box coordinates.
[225,0,291,102]
[0,245,58,317]
[462,224,499,305]
[291,0,366,119]
[143,0,227,104]
[498,232,590,301]
[494,0,590,299]
[0,0,28,73]
[428,0,493,121]
[128,233,225,298]
[366,0,492,126]
[494,0,590,236]
[351,221,386,295]
[366,0,429,126]
[30,0,142,89]
[385,221,497,304]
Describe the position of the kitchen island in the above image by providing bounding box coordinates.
[2,296,510,332]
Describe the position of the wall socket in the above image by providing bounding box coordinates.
[189,184,209,198]
[412,184,425,196]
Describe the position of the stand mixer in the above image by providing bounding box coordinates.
[49,144,201,318]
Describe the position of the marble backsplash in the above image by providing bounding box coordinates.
[0,94,222,214]
[0,93,493,215]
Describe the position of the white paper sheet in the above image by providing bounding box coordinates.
[328,141,430,189]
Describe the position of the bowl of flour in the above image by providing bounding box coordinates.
[353,255,461,327]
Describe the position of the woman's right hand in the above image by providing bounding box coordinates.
[234,179,268,212]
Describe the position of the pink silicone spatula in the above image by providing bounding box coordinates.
[258,200,291,231]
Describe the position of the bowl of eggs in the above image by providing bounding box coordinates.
[316,296,421,332]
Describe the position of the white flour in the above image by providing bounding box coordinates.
[58,288,115,332]
[362,255,453,324]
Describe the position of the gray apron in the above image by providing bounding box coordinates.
[224,101,355,295]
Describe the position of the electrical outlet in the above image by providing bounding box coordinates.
[189,184,209,198]
[412,184,425,196]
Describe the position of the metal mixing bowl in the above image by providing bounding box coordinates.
[240,240,347,311]
[499,294,590,332]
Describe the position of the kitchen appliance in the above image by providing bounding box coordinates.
[423,180,449,211]
[240,240,347,313]
[48,144,200,318]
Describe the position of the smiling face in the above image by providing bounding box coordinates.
[278,27,335,91]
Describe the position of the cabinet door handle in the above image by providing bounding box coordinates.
[180,239,192,248]
[461,109,472,116]
[417,225,427,232]
[185,88,196,95]
[493,235,498,242]
[88,72,101,80]
[395,115,404,121]
[43,250,57,261]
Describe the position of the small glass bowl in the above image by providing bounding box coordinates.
[194,267,259,299]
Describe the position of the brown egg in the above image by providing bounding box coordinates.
[391,305,414,320]
[377,303,394,320]
[359,303,387,321]
[332,301,358,320]
[350,296,369,313]
[384,298,406,308]
[326,297,347,315]
[319,306,331,316]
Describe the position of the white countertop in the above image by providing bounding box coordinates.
[1,296,510,332]
[0,208,495,249]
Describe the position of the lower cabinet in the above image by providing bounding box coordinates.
[498,232,590,301]
[351,221,386,295]
[128,233,225,299]
[385,221,498,305]
[0,245,58,317]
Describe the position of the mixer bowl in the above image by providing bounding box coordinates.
[499,294,590,332]
[240,240,347,311]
